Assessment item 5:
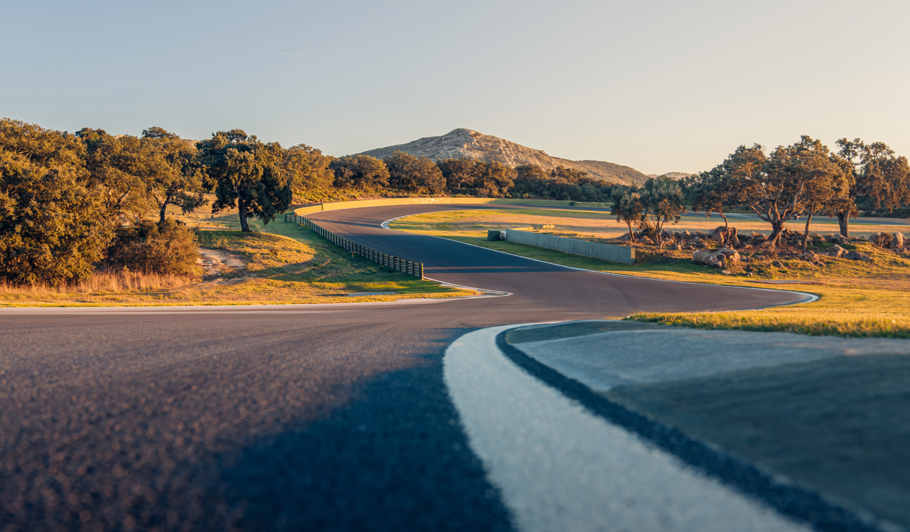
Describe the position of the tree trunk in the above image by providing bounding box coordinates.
[238,199,251,232]
[626,221,635,243]
[720,211,729,231]
[766,220,785,249]
[837,211,850,238]
[802,212,814,250]
[159,202,168,226]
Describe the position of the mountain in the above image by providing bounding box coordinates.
[357,128,649,186]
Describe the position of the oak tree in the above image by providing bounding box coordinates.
[198,130,292,232]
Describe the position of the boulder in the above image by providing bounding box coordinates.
[692,247,740,268]
[892,232,905,250]
[869,232,889,247]
[827,244,847,258]
[845,250,872,262]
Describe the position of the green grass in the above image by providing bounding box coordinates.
[390,210,910,338]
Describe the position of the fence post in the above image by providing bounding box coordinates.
[419,263,424,280]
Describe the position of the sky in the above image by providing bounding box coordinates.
[2,0,909,175]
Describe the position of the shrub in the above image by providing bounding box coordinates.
[106,219,199,276]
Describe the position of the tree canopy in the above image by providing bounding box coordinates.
[198,130,293,232]
[0,119,112,286]
[385,151,445,194]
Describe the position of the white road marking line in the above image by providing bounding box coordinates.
[443,325,810,532]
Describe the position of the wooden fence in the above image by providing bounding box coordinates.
[285,213,424,280]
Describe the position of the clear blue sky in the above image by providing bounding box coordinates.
[3,0,908,175]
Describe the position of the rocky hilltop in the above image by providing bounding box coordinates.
[358,129,649,186]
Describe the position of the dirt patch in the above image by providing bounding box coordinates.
[197,248,246,277]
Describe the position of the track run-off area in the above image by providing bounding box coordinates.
[1,204,819,531]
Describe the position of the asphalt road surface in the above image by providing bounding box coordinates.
[0,204,810,531]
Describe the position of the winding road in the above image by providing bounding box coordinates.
[0,204,809,531]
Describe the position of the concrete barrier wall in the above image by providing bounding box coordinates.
[504,229,635,265]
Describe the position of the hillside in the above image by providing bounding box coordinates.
[358,129,649,186]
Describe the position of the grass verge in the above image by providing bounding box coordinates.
[390,210,910,338]
[0,217,472,307]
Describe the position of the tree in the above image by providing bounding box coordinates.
[794,148,851,249]
[437,158,476,191]
[515,164,548,181]
[640,177,685,247]
[610,186,644,242]
[385,151,445,194]
[284,144,335,196]
[835,139,910,237]
[140,127,206,225]
[472,161,515,197]
[198,130,292,232]
[685,167,736,229]
[0,119,112,286]
[76,128,151,221]
[329,155,389,191]
[726,137,846,249]
[550,166,587,182]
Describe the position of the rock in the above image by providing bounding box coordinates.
[640,236,654,245]
[827,244,847,258]
[693,250,723,268]
[692,247,739,268]
[772,260,785,268]
[728,228,740,248]
[674,244,683,251]
[799,251,818,262]
[892,232,905,250]
[869,232,890,247]
[845,250,872,262]
[827,234,847,244]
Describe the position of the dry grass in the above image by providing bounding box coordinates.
[390,208,910,338]
[0,270,192,297]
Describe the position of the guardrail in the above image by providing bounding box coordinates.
[285,213,424,279]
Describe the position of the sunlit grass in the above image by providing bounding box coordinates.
[390,209,910,338]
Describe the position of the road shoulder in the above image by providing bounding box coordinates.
[503,320,910,532]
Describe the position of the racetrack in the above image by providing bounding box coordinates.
[0,204,810,531]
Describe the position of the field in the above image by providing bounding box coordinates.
[389,209,910,338]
